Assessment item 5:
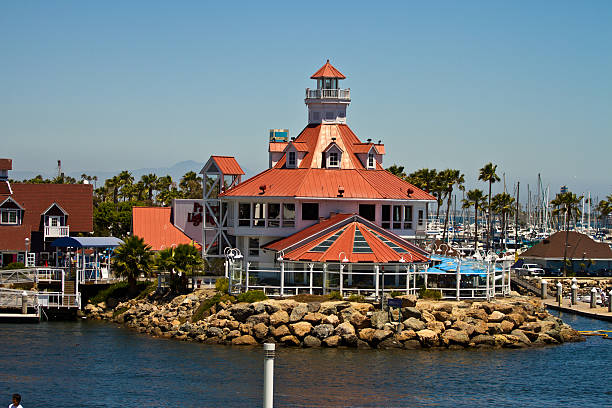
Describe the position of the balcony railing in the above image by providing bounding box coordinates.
[44,225,69,238]
[305,88,350,100]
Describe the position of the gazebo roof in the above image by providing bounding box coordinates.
[263,214,429,263]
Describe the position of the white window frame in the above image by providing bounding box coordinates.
[287,151,297,168]
[328,152,339,168]
[1,209,18,225]
[248,237,260,257]
[367,152,375,169]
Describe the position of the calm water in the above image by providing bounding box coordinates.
[1,312,611,407]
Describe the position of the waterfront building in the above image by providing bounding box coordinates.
[132,206,201,251]
[0,159,93,267]
[520,231,612,273]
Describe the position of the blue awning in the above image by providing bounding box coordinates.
[51,237,124,248]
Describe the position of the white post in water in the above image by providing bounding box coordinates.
[21,291,28,314]
[590,287,597,309]
[541,280,547,300]
[556,281,562,306]
[279,262,285,297]
[263,343,275,408]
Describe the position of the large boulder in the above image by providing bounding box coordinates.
[378,338,403,349]
[290,322,313,338]
[303,335,321,348]
[358,328,376,342]
[373,329,393,343]
[441,329,470,346]
[313,324,335,340]
[401,307,421,319]
[269,310,290,327]
[232,335,258,345]
[303,312,325,324]
[403,317,426,332]
[471,334,496,346]
[451,320,475,337]
[252,323,269,340]
[289,303,309,322]
[396,330,417,341]
[323,335,341,347]
[466,308,488,322]
[488,311,505,323]
[270,325,290,338]
[500,320,515,334]
[335,322,356,338]
[246,313,269,326]
[324,314,340,326]
[350,302,374,314]
[280,335,301,347]
[416,329,438,347]
[349,312,370,329]
[510,329,532,345]
[370,311,389,329]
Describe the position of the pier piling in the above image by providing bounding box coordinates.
[21,291,28,314]
[541,280,547,300]
[263,343,275,408]
[590,287,597,309]
[556,282,562,306]
[571,284,578,306]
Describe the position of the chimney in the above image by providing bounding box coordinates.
[0,158,12,181]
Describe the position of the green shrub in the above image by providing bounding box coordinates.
[215,277,229,293]
[2,262,25,270]
[418,288,442,300]
[390,291,402,298]
[327,291,343,300]
[89,281,151,304]
[347,294,365,303]
[113,306,129,317]
[135,281,157,300]
[192,293,235,322]
[237,290,268,303]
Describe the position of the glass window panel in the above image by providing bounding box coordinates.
[254,203,266,227]
[239,203,251,227]
[282,203,295,227]
[268,203,280,227]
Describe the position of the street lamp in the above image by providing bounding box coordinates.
[24,237,30,267]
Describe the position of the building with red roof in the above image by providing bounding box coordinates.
[200,61,435,272]
[0,160,93,267]
[132,207,201,251]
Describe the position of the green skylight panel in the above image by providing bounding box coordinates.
[371,231,408,253]
[310,227,347,253]
[353,227,373,253]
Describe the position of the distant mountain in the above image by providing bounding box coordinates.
[11,160,254,185]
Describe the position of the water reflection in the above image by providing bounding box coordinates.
[0,316,610,407]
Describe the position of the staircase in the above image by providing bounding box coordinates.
[63,281,76,307]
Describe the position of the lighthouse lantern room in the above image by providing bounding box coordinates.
[305,60,351,125]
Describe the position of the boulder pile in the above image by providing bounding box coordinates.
[85,291,584,349]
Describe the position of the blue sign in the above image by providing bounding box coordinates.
[387,298,402,308]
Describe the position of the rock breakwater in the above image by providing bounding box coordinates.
[85,291,584,349]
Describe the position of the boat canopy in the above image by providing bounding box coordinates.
[51,237,124,248]
[430,255,500,276]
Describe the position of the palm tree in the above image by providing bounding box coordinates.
[551,191,584,276]
[117,171,134,202]
[154,175,174,205]
[492,192,515,250]
[439,169,465,241]
[112,236,154,294]
[595,195,612,229]
[141,173,158,203]
[479,163,500,251]
[386,164,406,179]
[105,176,120,204]
[173,244,204,292]
[407,168,438,223]
[180,171,203,199]
[462,189,486,251]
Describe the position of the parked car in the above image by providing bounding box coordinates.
[519,264,545,276]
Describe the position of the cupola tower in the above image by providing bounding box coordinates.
[305,60,351,124]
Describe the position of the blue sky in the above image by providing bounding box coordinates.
[1,1,611,200]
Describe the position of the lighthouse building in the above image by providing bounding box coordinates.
[200,61,436,270]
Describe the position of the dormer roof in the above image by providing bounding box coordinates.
[269,142,288,153]
[352,143,381,155]
[0,196,24,210]
[200,156,244,175]
[41,202,68,215]
[283,141,309,153]
[323,142,343,153]
[311,60,346,79]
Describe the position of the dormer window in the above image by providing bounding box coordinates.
[288,151,297,168]
[1,209,18,225]
[367,152,375,169]
[328,152,339,167]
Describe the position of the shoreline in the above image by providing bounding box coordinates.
[85,290,585,350]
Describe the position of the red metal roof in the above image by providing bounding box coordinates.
[0,181,11,195]
[285,142,309,152]
[0,159,12,171]
[210,156,245,175]
[352,143,377,154]
[263,214,429,263]
[0,183,93,251]
[311,60,346,79]
[269,142,288,153]
[220,168,435,200]
[132,207,201,251]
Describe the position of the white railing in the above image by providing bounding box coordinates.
[37,292,80,308]
[305,88,351,100]
[44,225,69,238]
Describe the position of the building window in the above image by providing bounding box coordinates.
[418,209,424,226]
[381,205,390,229]
[392,205,401,229]
[253,203,266,227]
[328,152,339,167]
[282,203,295,227]
[238,203,251,227]
[288,151,296,168]
[325,111,334,120]
[1,210,18,225]
[359,204,376,222]
[302,203,319,220]
[268,203,280,227]
[404,206,413,229]
[248,237,260,257]
[368,153,375,168]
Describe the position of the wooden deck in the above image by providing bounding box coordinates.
[544,298,612,322]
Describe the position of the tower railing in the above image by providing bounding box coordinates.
[305,88,350,100]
